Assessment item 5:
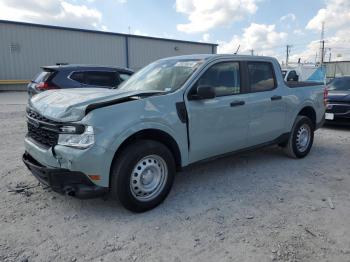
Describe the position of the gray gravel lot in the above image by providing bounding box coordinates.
[0,92,350,262]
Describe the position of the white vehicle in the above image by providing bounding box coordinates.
[282,64,325,83]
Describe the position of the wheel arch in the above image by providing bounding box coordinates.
[109,128,182,182]
[297,106,316,128]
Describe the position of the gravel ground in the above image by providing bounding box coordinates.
[0,94,350,262]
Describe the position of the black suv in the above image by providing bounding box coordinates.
[326,76,350,124]
[27,64,134,97]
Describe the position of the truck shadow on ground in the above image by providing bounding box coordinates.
[322,123,350,131]
[61,143,332,222]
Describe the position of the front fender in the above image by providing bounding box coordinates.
[106,120,189,169]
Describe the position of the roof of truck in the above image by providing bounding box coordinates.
[162,54,276,62]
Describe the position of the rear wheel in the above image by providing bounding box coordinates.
[110,140,175,212]
[283,116,314,158]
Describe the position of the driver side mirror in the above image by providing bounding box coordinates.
[196,85,216,99]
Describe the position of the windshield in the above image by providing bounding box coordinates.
[118,59,202,93]
[328,78,350,91]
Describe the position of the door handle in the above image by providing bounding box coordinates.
[271,95,282,101]
[230,100,245,107]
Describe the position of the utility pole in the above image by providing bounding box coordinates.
[319,21,325,64]
[320,40,325,64]
[234,45,240,55]
[328,48,332,62]
[315,52,318,64]
[286,45,292,67]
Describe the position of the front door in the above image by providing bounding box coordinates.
[185,61,250,163]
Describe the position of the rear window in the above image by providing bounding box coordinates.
[33,71,53,83]
[248,62,276,92]
[70,71,119,87]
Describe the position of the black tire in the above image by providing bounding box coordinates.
[110,139,175,212]
[283,116,314,158]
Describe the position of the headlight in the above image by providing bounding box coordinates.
[58,126,94,149]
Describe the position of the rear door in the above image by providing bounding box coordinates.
[244,61,286,146]
[185,60,250,162]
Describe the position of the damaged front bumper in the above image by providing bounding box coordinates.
[23,153,108,199]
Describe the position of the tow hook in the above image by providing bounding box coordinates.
[63,186,76,196]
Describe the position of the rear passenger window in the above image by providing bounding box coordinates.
[70,71,119,87]
[84,72,118,87]
[197,62,240,96]
[70,72,84,83]
[248,62,276,92]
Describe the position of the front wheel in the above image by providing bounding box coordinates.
[283,116,314,158]
[110,140,175,212]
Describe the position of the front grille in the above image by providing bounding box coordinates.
[26,108,59,148]
[26,108,56,124]
[27,122,59,148]
[327,104,350,114]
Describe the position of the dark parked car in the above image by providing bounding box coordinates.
[325,76,350,124]
[27,64,134,97]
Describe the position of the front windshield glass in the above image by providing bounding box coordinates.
[328,78,350,91]
[118,59,202,93]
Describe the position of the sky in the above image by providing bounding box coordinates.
[1,0,350,63]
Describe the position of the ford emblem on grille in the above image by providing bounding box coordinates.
[31,120,40,128]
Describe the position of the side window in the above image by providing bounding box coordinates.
[287,70,297,81]
[248,62,276,92]
[119,73,131,82]
[70,72,84,84]
[196,62,240,97]
[84,71,119,87]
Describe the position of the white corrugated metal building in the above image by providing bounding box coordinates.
[0,20,217,90]
[325,61,350,79]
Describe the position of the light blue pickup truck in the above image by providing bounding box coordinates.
[23,55,326,212]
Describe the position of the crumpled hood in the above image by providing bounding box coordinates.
[328,91,350,102]
[29,88,146,122]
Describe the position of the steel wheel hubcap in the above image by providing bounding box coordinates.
[130,155,168,201]
[296,124,311,152]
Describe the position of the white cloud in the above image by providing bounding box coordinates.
[133,29,149,36]
[289,0,350,63]
[293,29,305,36]
[280,13,296,22]
[0,0,105,30]
[218,23,287,58]
[175,0,258,34]
[306,0,350,31]
[291,28,350,62]
[202,33,210,42]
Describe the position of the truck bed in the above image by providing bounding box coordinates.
[286,81,324,88]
